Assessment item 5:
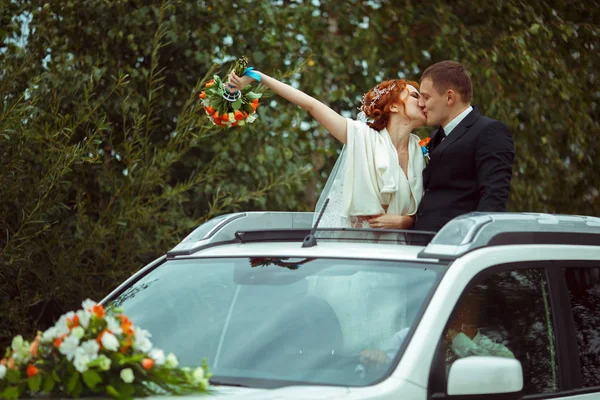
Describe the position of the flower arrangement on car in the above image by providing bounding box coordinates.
[0,299,210,399]
[199,56,262,128]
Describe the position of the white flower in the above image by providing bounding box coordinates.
[0,365,7,379]
[11,336,31,364]
[149,349,165,366]
[71,326,85,339]
[191,367,204,383]
[246,115,257,123]
[191,367,209,389]
[120,368,134,383]
[80,340,100,360]
[59,335,80,361]
[97,355,111,371]
[164,353,178,369]
[105,316,123,336]
[76,309,91,329]
[81,299,97,312]
[100,332,119,352]
[73,348,90,373]
[41,327,58,343]
[133,327,152,352]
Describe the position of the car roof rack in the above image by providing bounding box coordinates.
[418,212,600,260]
[166,211,437,257]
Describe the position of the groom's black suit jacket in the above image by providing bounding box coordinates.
[414,107,515,232]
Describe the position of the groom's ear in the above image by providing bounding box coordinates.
[446,89,457,106]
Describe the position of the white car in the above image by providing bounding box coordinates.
[101,211,600,399]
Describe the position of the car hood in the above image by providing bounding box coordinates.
[146,385,350,399]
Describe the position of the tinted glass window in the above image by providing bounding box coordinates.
[443,268,558,394]
[565,267,600,387]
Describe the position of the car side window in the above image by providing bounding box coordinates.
[564,267,600,387]
[444,268,559,395]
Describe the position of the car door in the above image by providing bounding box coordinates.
[422,246,600,400]
[547,261,600,399]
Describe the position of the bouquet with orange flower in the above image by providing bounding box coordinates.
[0,299,210,399]
[199,56,262,128]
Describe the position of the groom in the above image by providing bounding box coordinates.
[414,61,515,232]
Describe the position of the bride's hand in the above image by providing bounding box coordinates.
[227,71,257,92]
[368,214,414,229]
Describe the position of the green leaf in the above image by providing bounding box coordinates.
[232,99,242,110]
[106,385,120,397]
[42,375,55,393]
[6,369,20,384]
[52,369,61,382]
[82,370,103,390]
[2,386,20,400]
[27,373,42,392]
[66,371,80,395]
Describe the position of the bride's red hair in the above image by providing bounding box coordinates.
[360,79,419,131]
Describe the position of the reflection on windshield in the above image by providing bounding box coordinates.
[107,257,438,387]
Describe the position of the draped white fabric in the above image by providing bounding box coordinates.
[314,119,425,228]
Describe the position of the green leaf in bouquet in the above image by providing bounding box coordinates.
[232,99,242,110]
[42,375,55,393]
[82,370,103,390]
[115,381,135,398]
[66,371,80,395]
[52,369,61,382]
[2,386,20,400]
[106,384,120,398]
[6,368,20,384]
[27,373,42,392]
[245,92,263,100]
[119,354,144,366]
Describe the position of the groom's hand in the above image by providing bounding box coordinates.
[227,71,257,92]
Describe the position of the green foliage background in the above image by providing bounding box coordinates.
[0,0,598,346]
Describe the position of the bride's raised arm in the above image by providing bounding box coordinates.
[228,70,348,144]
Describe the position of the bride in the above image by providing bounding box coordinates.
[227,69,427,230]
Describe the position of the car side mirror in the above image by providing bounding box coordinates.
[447,356,523,399]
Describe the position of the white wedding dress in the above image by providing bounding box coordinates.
[314,118,425,230]
[308,119,425,354]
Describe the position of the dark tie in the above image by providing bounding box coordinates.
[431,127,446,152]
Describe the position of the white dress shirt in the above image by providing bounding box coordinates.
[443,105,473,137]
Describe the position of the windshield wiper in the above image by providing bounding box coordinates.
[209,379,250,388]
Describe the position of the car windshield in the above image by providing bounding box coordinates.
[106,257,440,388]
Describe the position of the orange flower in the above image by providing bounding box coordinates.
[96,329,107,346]
[205,105,215,115]
[231,122,238,127]
[92,304,105,319]
[0,358,5,365]
[54,333,67,349]
[120,336,133,354]
[199,91,206,99]
[119,315,134,337]
[213,117,221,126]
[30,335,41,358]
[26,364,38,377]
[7,358,15,369]
[221,113,229,122]
[234,110,244,121]
[419,137,431,147]
[243,111,249,118]
[205,79,215,88]
[142,358,154,370]
[67,315,80,329]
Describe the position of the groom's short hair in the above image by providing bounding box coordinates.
[421,61,473,103]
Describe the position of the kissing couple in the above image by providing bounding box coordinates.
[227,60,515,233]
